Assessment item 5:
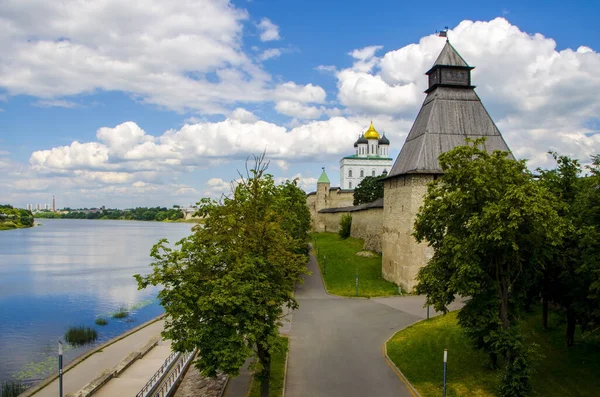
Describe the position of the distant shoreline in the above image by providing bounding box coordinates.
[33,217,202,223]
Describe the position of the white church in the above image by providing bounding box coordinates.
[339,122,393,189]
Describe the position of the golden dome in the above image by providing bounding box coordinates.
[363,121,380,140]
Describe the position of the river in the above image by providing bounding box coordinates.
[0,219,193,385]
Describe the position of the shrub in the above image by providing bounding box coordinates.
[338,214,352,239]
[65,326,98,346]
[95,317,108,326]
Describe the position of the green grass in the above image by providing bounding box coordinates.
[94,317,108,326]
[112,306,129,319]
[248,336,289,397]
[1,380,27,397]
[386,309,600,397]
[312,232,398,297]
[64,326,98,346]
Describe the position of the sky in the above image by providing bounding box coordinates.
[1,0,599,209]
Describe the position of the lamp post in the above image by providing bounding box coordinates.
[58,340,63,397]
[442,349,448,397]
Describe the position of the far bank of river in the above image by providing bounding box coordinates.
[0,218,193,386]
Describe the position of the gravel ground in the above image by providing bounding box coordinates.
[174,366,228,397]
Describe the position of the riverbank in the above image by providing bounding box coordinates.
[21,315,166,397]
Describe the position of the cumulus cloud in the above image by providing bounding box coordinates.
[259,48,283,61]
[275,101,323,119]
[335,18,600,168]
[230,108,259,123]
[0,1,323,114]
[258,18,281,41]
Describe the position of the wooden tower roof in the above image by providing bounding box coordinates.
[388,42,513,178]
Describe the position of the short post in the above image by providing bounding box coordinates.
[427,305,430,320]
[355,268,359,297]
[324,255,326,275]
[59,340,63,397]
[442,349,448,397]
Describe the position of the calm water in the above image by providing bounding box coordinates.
[0,219,192,385]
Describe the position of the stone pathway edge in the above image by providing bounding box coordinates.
[21,314,166,397]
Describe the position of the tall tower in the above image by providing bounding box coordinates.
[52,195,56,212]
[382,40,512,291]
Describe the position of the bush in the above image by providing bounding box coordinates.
[65,326,98,346]
[95,317,108,326]
[338,214,352,239]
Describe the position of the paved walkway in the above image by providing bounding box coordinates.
[94,340,172,397]
[32,320,165,397]
[285,251,462,397]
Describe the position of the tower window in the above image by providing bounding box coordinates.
[372,170,375,176]
[360,170,364,177]
[349,169,352,177]
[349,182,352,189]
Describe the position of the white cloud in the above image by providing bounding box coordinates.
[335,18,600,168]
[33,99,80,108]
[258,18,281,42]
[230,108,259,123]
[274,82,327,103]
[0,1,323,114]
[259,48,282,61]
[275,101,323,119]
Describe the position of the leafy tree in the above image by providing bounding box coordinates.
[353,175,384,205]
[135,156,310,397]
[413,139,564,396]
[538,153,600,345]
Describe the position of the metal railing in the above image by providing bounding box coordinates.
[136,348,197,397]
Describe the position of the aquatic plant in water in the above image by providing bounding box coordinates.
[94,317,108,326]
[111,306,129,319]
[1,380,27,397]
[64,326,98,346]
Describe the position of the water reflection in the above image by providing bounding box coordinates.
[0,219,192,384]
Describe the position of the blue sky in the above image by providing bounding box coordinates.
[1,0,599,209]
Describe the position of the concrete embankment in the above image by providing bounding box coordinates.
[20,315,165,397]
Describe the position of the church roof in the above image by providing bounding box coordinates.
[379,133,390,145]
[317,168,330,183]
[388,44,512,178]
[364,122,380,140]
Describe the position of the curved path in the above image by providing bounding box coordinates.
[284,251,462,397]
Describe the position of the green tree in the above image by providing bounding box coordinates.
[338,214,352,239]
[352,175,384,205]
[135,156,309,397]
[413,139,564,396]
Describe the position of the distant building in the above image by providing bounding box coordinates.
[52,196,56,212]
[339,122,392,190]
[26,204,32,211]
[36,204,41,211]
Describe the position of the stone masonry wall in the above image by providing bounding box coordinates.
[315,207,383,252]
[381,174,434,292]
[350,208,383,252]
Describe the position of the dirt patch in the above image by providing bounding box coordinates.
[174,367,228,397]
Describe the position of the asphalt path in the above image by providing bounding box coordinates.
[285,251,463,397]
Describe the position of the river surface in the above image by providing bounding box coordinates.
[0,219,193,385]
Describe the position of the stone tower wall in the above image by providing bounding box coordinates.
[381,174,434,292]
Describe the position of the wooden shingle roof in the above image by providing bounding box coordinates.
[388,44,512,178]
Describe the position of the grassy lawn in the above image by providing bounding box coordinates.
[248,336,289,397]
[312,232,398,297]
[387,309,600,397]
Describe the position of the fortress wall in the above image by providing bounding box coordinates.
[381,174,434,292]
[349,208,383,252]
